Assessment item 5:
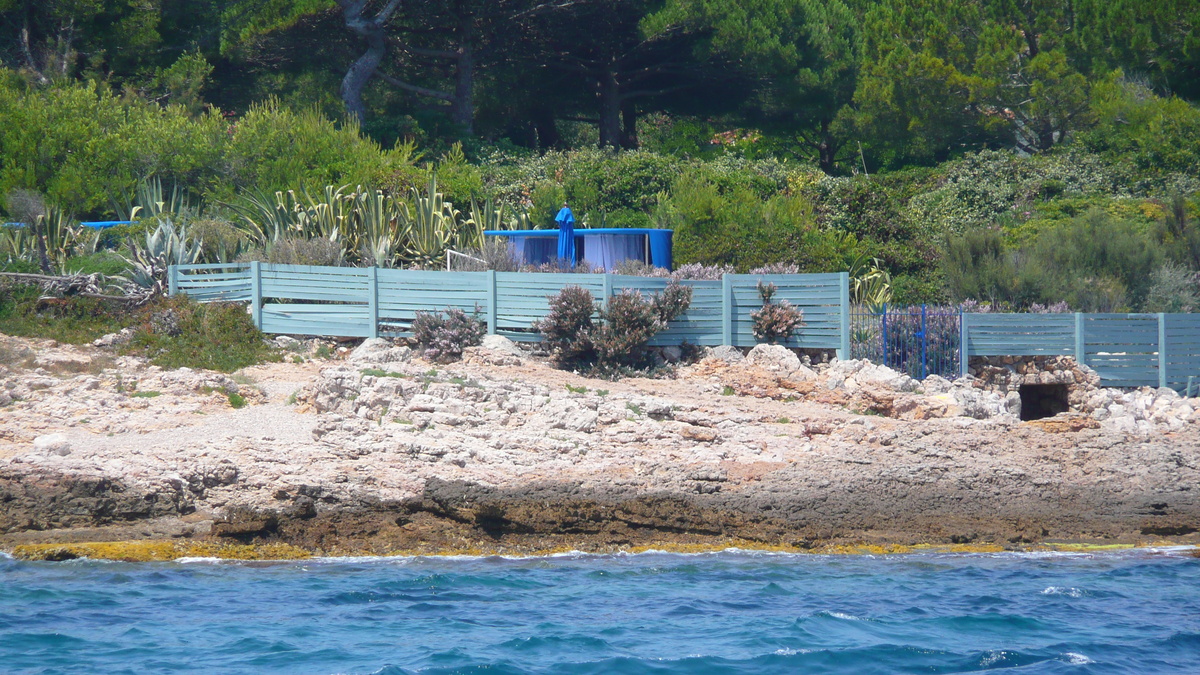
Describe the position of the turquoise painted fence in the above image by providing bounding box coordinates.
[961,312,1200,392]
[169,263,851,355]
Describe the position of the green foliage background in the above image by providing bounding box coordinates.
[0,0,1198,312]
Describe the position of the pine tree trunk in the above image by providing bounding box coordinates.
[451,20,474,133]
[620,99,638,149]
[598,70,622,148]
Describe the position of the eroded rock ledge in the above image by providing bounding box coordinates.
[1,334,1197,557]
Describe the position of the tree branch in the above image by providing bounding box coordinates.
[378,73,454,101]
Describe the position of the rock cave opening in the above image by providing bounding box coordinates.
[1019,384,1070,421]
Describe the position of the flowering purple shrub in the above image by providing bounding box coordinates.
[538,282,692,373]
[535,285,597,366]
[411,306,485,363]
[670,262,734,281]
[748,262,801,275]
[750,282,804,343]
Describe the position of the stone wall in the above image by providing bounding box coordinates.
[967,355,1100,409]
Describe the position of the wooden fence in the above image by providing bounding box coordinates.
[169,263,852,355]
[962,312,1200,391]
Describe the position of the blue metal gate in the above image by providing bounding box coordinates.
[850,305,962,380]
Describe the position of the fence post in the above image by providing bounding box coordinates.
[249,261,262,330]
[168,265,179,297]
[959,311,969,379]
[1074,312,1085,367]
[722,274,734,346]
[1158,312,1168,389]
[367,266,379,339]
[838,271,850,360]
[487,270,497,335]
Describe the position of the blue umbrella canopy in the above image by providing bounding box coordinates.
[555,205,576,266]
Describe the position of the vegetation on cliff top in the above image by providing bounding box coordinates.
[0,0,1196,311]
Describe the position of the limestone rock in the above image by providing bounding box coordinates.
[481,335,524,357]
[91,328,135,349]
[746,344,801,374]
[348,338,411,365]
[33,433,71,456]
[706,345,744,363]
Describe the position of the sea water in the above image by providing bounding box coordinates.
[1,548,1197,674]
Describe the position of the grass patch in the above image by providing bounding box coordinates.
[61,251,131,277]
[776,416,791,424]
[625,402,643,416]
[130,390,161,398]
[565,383,589,394]
[0,286,279,374]
[227,392,247,409]
[0,284,126,344]
[314,344,333,359]
[124,296,280,373]
[721,385,736,396]
[595,389,609,397]
[285,391,298,405]
[361,368,408,378]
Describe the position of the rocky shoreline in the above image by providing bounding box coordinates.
[2,333,1198,560]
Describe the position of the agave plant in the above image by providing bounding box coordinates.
[122,219,203,294]
[0,222,34,263]
[849,254,893,312]
[112,176,191,223]
[402,177,456,267]
[358,188,406,268]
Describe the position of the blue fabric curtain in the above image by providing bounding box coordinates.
[516,237,557,264]
[581,234,645,271]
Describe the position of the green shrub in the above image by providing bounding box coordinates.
[189,218,247,263]
[1142,263,1200,313]
[0,283,127,343]
[1083,75,1200,178]
[945,209,1167,310]
[220,100,401,197]
[125,296,278,372]
[0,76,226,215]
[62,251,131,277]
[411,307,485,363]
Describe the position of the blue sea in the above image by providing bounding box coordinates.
[1,548,1197,674]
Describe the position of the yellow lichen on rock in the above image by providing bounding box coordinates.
[11,541,312,562]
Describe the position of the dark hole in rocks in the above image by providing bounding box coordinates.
[1019,384,1070,421]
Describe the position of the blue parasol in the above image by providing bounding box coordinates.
[555,205,576,267]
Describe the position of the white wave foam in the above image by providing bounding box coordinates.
[1041,586,1085,597]
[1063,652,1095,665]
[0,551,12,560]
[773,648,813,655]
[825,611,862,621]
[174,557,228,564]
